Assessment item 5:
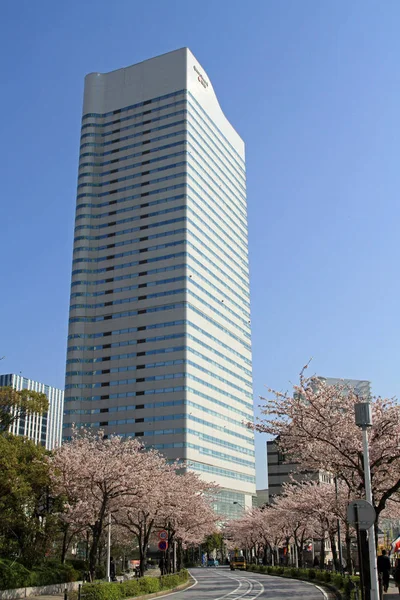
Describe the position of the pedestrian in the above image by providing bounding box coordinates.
[377,549,391,593]
[110,556,116,582]
[393,558,400,595]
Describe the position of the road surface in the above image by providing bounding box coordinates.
[165,567,327,599]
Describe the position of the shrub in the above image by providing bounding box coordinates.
[259,566,267,573]
[159,569,188,590]
[120,580,141,597]
[138,577,160,594]
[308,569,316,580]
[0,560,32,590]
[81,582,123,600]
[289,568,299,578]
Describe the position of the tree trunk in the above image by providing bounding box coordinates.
[345,523,353,574]
[177,540,183,571]
[330,533,339,571]
[61,526,69,564]
[89,519,103,581]
[319,535,326,569]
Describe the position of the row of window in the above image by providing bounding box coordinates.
[71,275,249,329]
[78,148,186,184]
[82,90,185,120]
[77,161,247,247]
[80,128,246,210]
[64,396,253,434]
[70,281,250,341]
[68,318,252,370]
[189,460,255,484]
[80,122,245,217]
[80,117,185,152]
[80,129,246,209]
[72,254,249,315]
[66,348,251,392]
[69,300,252,353]
[75,194,248,271]
[81,99,186,134]
[75,189,248,269]
[82,89,244,190]
[72,213,248,287]
[67,332,252,381]
[78,145,245,230]
[77,157,186,191]
[73,229,250,298]
[64,398,253,444]
[79,138,184,173]
[81,87,245,175]
[64,379,254,413]
[80,108,186,144]
[188,92,245,172]
[81,98,187,131]
[66,364,252,402]
[80,128,185,161]
[75,170,246,258]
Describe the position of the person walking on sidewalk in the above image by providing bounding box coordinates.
[377,550,391,593]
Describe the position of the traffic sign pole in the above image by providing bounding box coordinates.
[354,504,365,600]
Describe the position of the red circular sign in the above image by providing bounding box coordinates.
[158,540,168,551]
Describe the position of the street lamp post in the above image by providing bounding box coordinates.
[233,502,248,562]
[355,402,379,600]
[106,513,111,582]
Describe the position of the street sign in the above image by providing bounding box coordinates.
[347,500,376,530]
[158,530,168,541]
[158,540,168,551]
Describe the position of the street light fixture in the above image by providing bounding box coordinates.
[355,402,379,600]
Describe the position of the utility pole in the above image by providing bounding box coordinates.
[106,513,111,582]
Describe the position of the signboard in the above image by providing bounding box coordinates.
[158,540,168,551]
[347,499,375,530]
[158,530,168,541]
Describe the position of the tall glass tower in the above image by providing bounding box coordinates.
[64,48,256,514]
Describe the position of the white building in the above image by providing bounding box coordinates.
[63,48,256,515]
[0,373,64,450]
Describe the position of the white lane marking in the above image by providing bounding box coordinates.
[300,579,329,599]
[243,578,265,599]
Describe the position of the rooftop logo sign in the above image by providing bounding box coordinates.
[193,66,208,89]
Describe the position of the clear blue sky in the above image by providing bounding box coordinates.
[1,0,400,487]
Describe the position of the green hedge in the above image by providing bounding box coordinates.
[80,569,189,600]
[0,560,80,590]
[246,565,359,599]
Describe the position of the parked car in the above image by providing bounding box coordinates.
[207,559,219,567]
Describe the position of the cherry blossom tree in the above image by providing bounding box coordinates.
[251,367,400,528]
[156,471,219,572]
[48,430,171,579]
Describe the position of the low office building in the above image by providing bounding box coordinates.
[0,373,64,450]
[267,377,370,498]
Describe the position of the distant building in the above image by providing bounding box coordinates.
[319,377,371,399]
[253,488,269,507]
[267,377,370,498]
[0,373,64,450]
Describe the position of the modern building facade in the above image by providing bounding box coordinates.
[63,48,256,514]
[0,373,64,450]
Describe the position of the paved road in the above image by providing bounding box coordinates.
[165,567,326,599]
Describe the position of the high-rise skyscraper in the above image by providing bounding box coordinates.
[0,373,64,450]
[64,48,256,514]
